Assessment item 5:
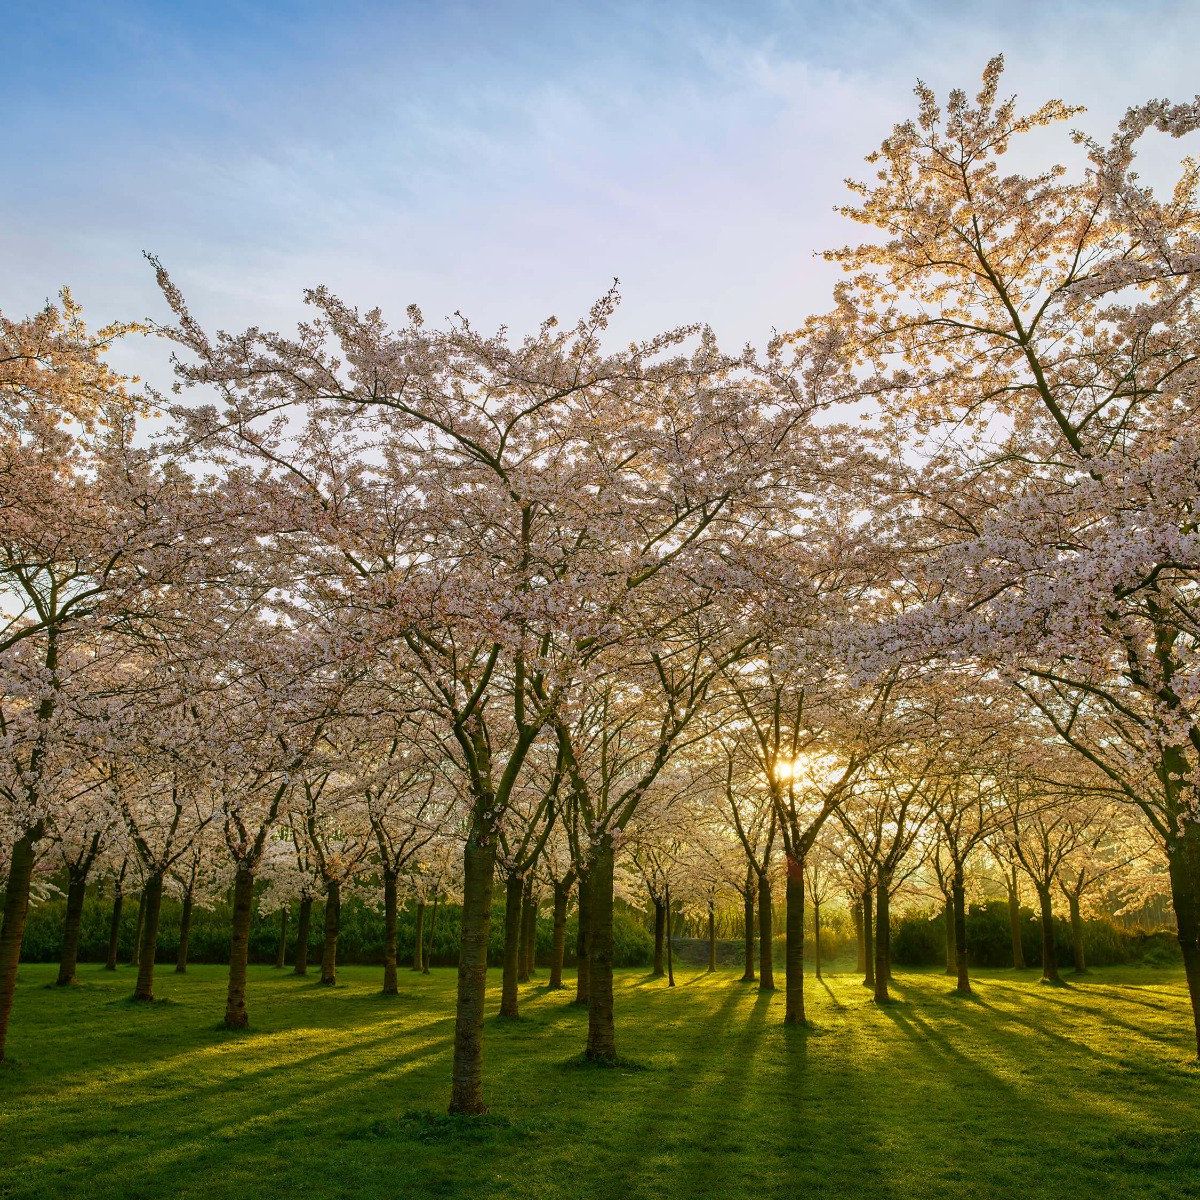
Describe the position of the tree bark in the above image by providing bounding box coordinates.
[1067,893,1087,974]
[757,871,775,992]
[943,897,956,976]
[56,867,89,986]
[293,895,313,977]
[874,872,891,1003]
[1008,866,1026,969]
[448,834,496,1114]
[424,893,439,974]
[549,880,569,989]
[177,889,195,974]
[741,871,756,982]
[1167,823,1200,1058]
[319,879,340,986]
[862,885,875,989]
[852,896,865,973]
[707,897,716,974]
[1036,883,1061,984]
[519,880,537,980]
[813,894,823,982]
[133,872,165,1002]
[784,857,805,1024]
[412,900,426,973]
[651,896,666,977]
[585,838,617,1062]
[272,905,287,971]
[953,863,970,996]
[104,886,124,971]
[573,870,590,1006]
[665,887,675,988]
[0,833,38,1063]
[382,871,399,994]
[130,889,146,968]
[223,864,256,1028]
[499,872,523,1018]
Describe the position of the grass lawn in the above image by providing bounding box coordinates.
[1,961,1198,1200]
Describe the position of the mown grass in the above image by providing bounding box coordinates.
[2,961,1198,1199]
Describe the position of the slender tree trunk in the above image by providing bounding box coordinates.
[223,864,256,1028]
[758,871,775,992]
[448,834,496,1114]
[105,886,124,971]
[133,872,165,1002]
[0,833,38,1063]
[1008,867,1026,969]
[382,871,399,994]
[424,893,439,974]
[499,872,523,1018]
[293,895,313,977]
[130,889,146,968]
[666,887,675,988]
[1036,883,1061,984]
[784,856,805,1024]
[1167,824,1200,1058]
[741,872,757,982]
[813,894,823,982]
[573,870,591,1006]
[651,897,665,977]
[272,906,287,970]
[177,889,195,974]
[862,886,875,989]
[585,838,617,1062]
[1068,893,1087,974]
[549,880,569,989]
[707,897,716,974]
[519,881,537,980]
[953,863,971,996]
[943,897,956,976]
[412,900,426,973]
[874,872,891,1003]
[319,880,340,986]
[56,868,89,986]
[852,896,865,973]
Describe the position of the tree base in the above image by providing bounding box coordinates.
[1039,975,1068,987]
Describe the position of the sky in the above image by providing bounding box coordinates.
[5,0,1199,381]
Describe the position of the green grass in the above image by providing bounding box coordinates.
[2,961,1198,1200]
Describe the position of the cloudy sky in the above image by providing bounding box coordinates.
[5,1,1198,377]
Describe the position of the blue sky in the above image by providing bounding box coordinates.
[6,1,1199,376]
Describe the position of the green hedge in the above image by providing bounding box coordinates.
[13,883,653,970]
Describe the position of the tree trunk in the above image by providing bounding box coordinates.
[1068,893,1087,974]
[813,895,823,982]
[133,872,164,1002]
[651,896,666,977]
[223,864,256,1028]
[412,900,426,973]
[784,856,806,1024]
[499,872,523,1018]
[519,882,537,980]
[319,880,340,986]
[273,906,288,971]
[424,893,439,974]
[382,871,399,994]
[1167,823,1200,1058]
[573,870,590,1006]
[293,895,313,977]
[852,896,865,973]
[741,871,756,982]
[665,887,675,988]
[549,880,569,989]
[1008,867,1026,968]
[104,886,124,971]
[862,886,875,989]
[1037,883,1061,984]
[707,897,716,974]
[585,838,617,1062]
[0,833,38,1063]
[448,834,496,1114]
[130,889,146,968]
[177,889,195,974]
[56,867,89,986]
[943,897,956,976]
[953,863,970,996]
[874,872,891,1003]
[757,871,775,992]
